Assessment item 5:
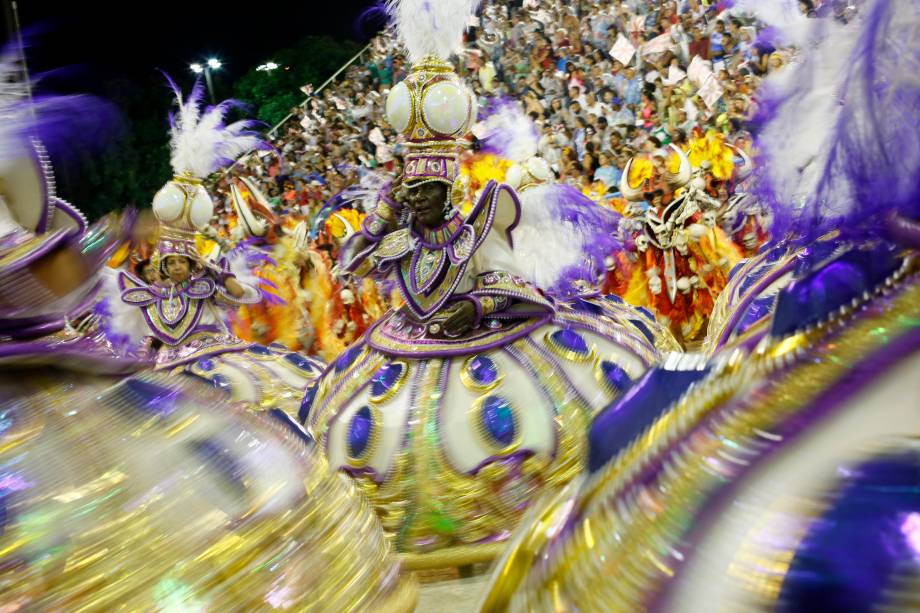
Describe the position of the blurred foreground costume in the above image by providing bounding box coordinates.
[0,59,414,610]
[481,2,920,610]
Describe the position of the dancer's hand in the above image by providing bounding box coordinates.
[224,276,246,298]
[441,300,477,337]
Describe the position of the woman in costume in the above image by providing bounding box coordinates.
[114,80,325,416]
[302,0,672,568]
[481,2,920,610]
[0,60,414,611]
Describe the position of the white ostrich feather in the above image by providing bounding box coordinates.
[756,0,920,236]
[385,0,482,63]
[730,0,810,45]
[165,78,266,179]
[475,99,539,162]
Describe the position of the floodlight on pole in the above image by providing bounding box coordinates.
[256,61,280,72]
[189,57,222,103]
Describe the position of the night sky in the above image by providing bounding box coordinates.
[10,0,382,95]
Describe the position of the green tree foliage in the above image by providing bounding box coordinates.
[56,36,361,220]
[234,36,363,126]
[55,75,173,221]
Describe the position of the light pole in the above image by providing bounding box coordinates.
[190,58,222,103]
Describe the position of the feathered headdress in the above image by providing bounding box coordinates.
[384,0,481,64]
[164,75,267,180]
[754,0,920,242]
[153,76,268,264]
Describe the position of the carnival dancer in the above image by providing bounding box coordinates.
[302,0,669,568]
[115,79,325,414]
[686,129,766,257]
[614,143,742,344]
[481,2,920,610]
[0,57,414,611]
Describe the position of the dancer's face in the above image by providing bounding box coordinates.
[164,256,191,284]
[141,263,161,284]
[406,182,449,228]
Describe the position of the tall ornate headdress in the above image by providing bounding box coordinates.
[383,0,481,187]
[152,77,266,268]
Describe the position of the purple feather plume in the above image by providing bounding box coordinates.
[754,0,920,244]
[476,96,539,161]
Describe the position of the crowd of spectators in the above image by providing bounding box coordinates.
[211,0,843,234]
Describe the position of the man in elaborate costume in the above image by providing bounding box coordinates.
[303,0,671,567]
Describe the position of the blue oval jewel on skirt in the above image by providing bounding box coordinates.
[481,397,516,447]
[284,352,315,372]
[552,329,590,355]
[604,294,624,304]
[211,375,232,393]
[468,356,499,386]
[335,345,363,373]
[124,379,180,416]
[299,384,318,425]
[248,344,273,356]
[268,408,315,447]
[197,358,215,372]
[636,306,656,322]
[574,298,604,316]
[600,361,632,393]
[348,406,374,458]
[370,363,405,400]
[629,318,657,345]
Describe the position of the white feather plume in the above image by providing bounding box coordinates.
[386,0,482,63]
[96,268,149,349]
[225,248,262,291]
[508,184,622,295]
[344,171,393,212]
[755,0,920,235]
[165,79,266,179]
[730,0,810,45]
[511,191,586,289]
[475,99,539,162]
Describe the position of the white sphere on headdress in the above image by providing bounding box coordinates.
[153,183,185,223]
[505,165,524,190]
[422,81,471,136]
[189,187,214,229]
[386,81,413,133]
[152,181,214,230]
[527,157,554,182]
